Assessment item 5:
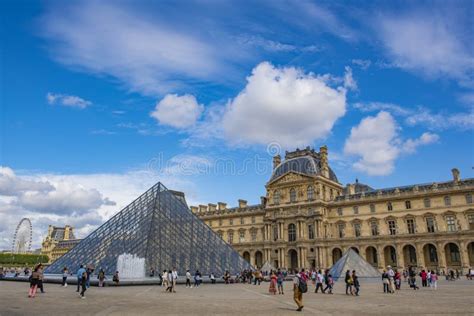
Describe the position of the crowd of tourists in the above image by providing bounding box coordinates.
[12,261,474,311]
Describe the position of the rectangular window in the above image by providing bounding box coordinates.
[308,224,315,240]
[338,224,345,238]
[466,194,473,204]
[370,222,379,236]
[444,196,451,206]
[407,219,415,234]
[353,206,359,215]
[273,225,278,240]
[337,207,343,216]
[354,223,361,237]
[426,217,435,233]
[387,202,393,211]
[424,198,431,208]
[251,230,257,241]
[229,218,233,225]
[446,215,456,232]
[219,219,223,226]
[388,220,396,235]
[405,200,411,209]
[251,216,256,224]
[209,221,213,227]
[468,214,474,230]
[239,231,245,243]
[240,217,244,225]
[218,231,223,239]
[227,231,234,244]
[370,204,375,213]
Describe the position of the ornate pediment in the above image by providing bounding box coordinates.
[268,172,312,186]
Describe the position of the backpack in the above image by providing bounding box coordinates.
[298,277,308,293]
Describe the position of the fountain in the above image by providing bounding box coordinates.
[116,253,146,279]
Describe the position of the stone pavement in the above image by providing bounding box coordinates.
[1,279,473,315]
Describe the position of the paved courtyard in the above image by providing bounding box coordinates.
[1,279,473,315]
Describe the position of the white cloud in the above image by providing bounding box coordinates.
[150,94,203,129]
[0,167,54,196]
[376,11,474,85]
[344,111,438,176]
[40,2,238,96]
[46,92,92,109]
[403,132,439,154]
[0,164,203,250]
[222,61,347,147]
[343,66,357,91]
[351,59,371,70]
[354,102,474,131]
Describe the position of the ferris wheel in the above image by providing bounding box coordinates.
[12,218,33,254]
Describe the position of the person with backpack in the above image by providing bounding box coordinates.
[344,270,353,295]
[293,269,307,312]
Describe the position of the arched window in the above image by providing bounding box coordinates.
[290,188,297,203]
[307,186,314,201]
[273,190,280,205]
[288,224,296,242]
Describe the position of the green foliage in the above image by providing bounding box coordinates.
[0,253,49,266]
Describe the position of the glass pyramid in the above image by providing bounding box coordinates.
[45,182,251,276]
[329,248,381,280]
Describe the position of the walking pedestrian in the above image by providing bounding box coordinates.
[277,269,284,295]
[314,270,324,293]
[162,270,169,289]
[37,264,45,293]
[345,270,353,295]
[76,265,86,292]
[185,270,192,288]
[79,270,87,299]
[387,266,395,293]
[382,270,390,293]
[28,265,40,298]
[269,271,277,295]
[172,268,178,293]
[166,270,173,292]
[210,272,216,284]
[62,267,68,287]
[293,269,306,312]
[430,270,438,290]
[420,270,427,287]
[194,270,202,288]
[353,270,360,296]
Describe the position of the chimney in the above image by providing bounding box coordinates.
[319,146,329,178]
[346,183,355,195]
[273,155,281,170]
[190,206,198,213]
[260,196,267,207]
[217,202,227,211]
[238,199,247,208]
[198,204,208,213]
[451,168,460,182]
[208,203,217,212]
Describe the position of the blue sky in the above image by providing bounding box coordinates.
[1,0,473,249]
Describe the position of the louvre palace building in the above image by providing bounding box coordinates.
[192,146,474,274]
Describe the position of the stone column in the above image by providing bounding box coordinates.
[415,243,425,269]
[459,241,469,274]
[377,245,385,270]
[395,244,403,269]
[437,242,446,271]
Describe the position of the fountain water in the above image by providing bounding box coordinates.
[116,253,146,279]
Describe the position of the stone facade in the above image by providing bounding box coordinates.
[193,146,474,274]
[41,225,80,263]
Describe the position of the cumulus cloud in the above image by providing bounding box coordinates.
[222,62,347,147]
[344,111,438,176]
[150,94,204,129]
[376,10,474,85]
[46,92,92,109]
[0,167,54,196]
[354,102,474,131]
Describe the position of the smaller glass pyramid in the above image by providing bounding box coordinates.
[45,182,251,276]
[329,248,381,280]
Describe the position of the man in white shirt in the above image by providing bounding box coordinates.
[185,270,192,288]
[387,266,395,293]
[172,268,178,293]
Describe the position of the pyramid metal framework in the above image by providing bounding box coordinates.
[329,248,381,280]
[45,182,252,276]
